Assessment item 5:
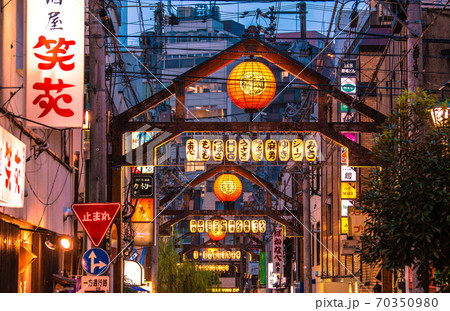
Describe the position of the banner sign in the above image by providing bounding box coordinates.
[0,126,26,207]
[272,227,284,275]
[26,0,85,128]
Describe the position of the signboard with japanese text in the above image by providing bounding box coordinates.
[341,165,357,182]
[26,0,84,128]
[341,182,357,199]
[131,174,154,198]
[0,126,26,207]
[131,197,155,247]
[341,199,353,217]
[349,208,366,236]
[272,227,284,275]
[248,261,259,276]
[78,276,109,293]
[72,203,121,247]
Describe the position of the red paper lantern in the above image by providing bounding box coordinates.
[227,59,276,112]
[213,174,242,202]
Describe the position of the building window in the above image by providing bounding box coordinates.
[206,181,214,192]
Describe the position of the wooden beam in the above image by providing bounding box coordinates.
[114,84,176,125]
[160,209,296,217]
[175,80,186,121]
[329,86,387,124]
[320,126,376,167]
[114,121,380,134]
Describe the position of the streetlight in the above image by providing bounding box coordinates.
[430,106,449,128]
[430,81,450,128]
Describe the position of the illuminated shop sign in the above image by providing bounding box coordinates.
[26,0,84,128]
[0,126,26,207]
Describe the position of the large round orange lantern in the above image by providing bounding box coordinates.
[214,174,242,202]
[208,217,227,241]
[227,59,276,112]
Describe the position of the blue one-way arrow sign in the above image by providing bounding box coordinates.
[82,248,110,276]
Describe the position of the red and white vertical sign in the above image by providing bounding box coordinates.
[0,126,26,207]
[26,0,85,128]
[272,227,284,275]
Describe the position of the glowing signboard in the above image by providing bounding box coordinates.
[0,126,26,208]
[26,0,85,128]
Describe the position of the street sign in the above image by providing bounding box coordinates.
[82,248,110,276]
[131,174,154,198]
[78,276,109,293]
[72,203,120,247]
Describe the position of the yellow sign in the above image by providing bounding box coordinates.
[341,217,349,235]
[341,182,357,199]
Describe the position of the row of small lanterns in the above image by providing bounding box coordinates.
[186,137,318,162]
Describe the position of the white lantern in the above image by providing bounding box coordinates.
[292,139,303,161]
[259,220,266,233]
[252,139,264,161]
[265,139,277,161]
[243,220,251,233]
[228,220,235,233]
[278,139,290,161]
[236,220,243,233]
[197,220,205,233]
[190,219,197,233]
[251,220,259,233]
[238,139,251,162]
[199,139,211,161]
[186,139,198,161]
[212,139,224,161]
[226,139,237,161]
[305,139,318,162]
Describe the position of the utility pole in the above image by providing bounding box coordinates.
[298,2,307,39]
[89,0,110,291]
[407,0,424,92]
[303,161,312,293]
[407,0,424,294]
[89,0,107,204]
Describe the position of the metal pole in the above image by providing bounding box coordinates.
[407,0,424,293]
[303,160,312,292]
